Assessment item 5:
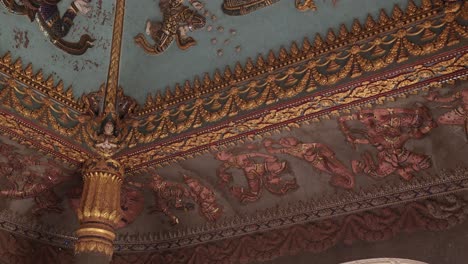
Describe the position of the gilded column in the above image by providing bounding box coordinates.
[74,158,124,260]
[74,0,127,259]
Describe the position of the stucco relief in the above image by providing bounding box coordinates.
[135,0,206,55]
[215,149,298,203]
[338,104,437,180]
[131,174,223,225]
[0,0,94,55]
[426,87,468,140]
[0,141,69,216]
[342,258,427,264]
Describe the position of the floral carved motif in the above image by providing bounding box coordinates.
[110,194,468,264]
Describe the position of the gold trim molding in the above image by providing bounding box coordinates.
[119,49,468,171]
[0,0,466,168]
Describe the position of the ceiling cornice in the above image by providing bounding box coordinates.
[0,0,466,169]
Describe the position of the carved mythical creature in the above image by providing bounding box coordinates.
[263,137,355,189]
[0,155,66,216]
[134,0,206,55]
[215,149,298,203]
[145,174,222,225]
[338,104,437,181]
[426,88,468,140]
[0,0,94,55]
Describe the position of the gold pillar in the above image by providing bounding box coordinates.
[74,158,124,259]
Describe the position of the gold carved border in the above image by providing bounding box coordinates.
[138,0,467,115]
[118,48,468,171]
[129,0,467,146]
[0,0,466,167]
[0,110,91,165]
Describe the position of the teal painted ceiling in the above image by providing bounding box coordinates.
[0,0,419,103]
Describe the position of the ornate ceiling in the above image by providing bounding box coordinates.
[0,0,467,263]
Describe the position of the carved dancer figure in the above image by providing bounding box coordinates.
[338,105,437,181]
[263,137,355,189]
[135,0,206,55]
[426,88,468,140]
[0,0,94,55]
[215,150,298,203]
[146,174,222,225]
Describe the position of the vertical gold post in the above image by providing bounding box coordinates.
[74,158,124,259]
[104,0,126,116]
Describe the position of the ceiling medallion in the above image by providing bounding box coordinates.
[0,0,95,55]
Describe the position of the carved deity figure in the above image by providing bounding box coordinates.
[134,0,206,55]
[0,0,94,55]
[338,104,437,181]
[95,120,119,151]
[263,137,355,189]
[215,150,298,203]
[426,88,468,140]
[145,174,222,225]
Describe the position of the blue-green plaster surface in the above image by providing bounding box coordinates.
[0,0,420,103]
[119,0,419,103]
[0,0,115,97]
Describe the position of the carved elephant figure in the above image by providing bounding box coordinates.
[0,0,94,55]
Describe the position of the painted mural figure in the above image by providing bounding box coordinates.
[338,105,437,181]
[215,150,298,203]
[146,174,222,225]
[263,137,355,189]
[0,0,95,55]
[426,88,468,140]
[135,0,206,55]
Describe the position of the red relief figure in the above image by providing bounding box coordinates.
[263,137,355,189]
[146,174,222,225]
[0,158,65,216]
[184,175,223,222]
[338,104,437,181]
[215,150,298,203]
[426,88,468,140]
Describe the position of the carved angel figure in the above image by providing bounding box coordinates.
[338,104,437,181]
[0,0,94,55]
[426,88,468,140]
[145,174,222,225]
[134,0,206,55]
[215,150,298,203]
[263,137,355,189]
